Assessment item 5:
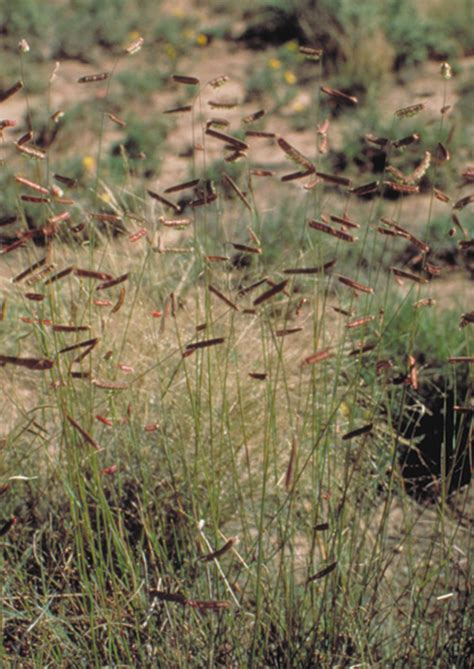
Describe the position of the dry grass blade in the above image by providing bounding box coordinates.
[337,275,374,294]
[152,591,187,605]
[383,181,419,194]
[315,171,351,187]
[299,46,323,60]
[448,356,474,364]
[302,350,332,366]
[185,599,231,610]
[205,128,248,152]
[0,80,23,103]
[200,536,238,562]
[160,218,191,227]
[346,316,374,329]
[351,181,379,195]
[342,424,373,440]
[453,194,474,210]
[54,173,78,188]
[321,86,357,104]
[164,179,200,194]
[65,414,99,449]
[208,99,238,109]
[253,280,288,306]
[185,338,225,352]
[128,228,147,242]
[392,133,421,148]
[163,105,192,114]
[16,144,46,159]
[53,324,90,333]
[1,239,27,255]
[106,112,126,127]
[285,438,298,490]
[394,103,424,118]
[281,169,314,182]
[111,287,126,313]
[231,242,261,254]
[283,259,336,275]
[242,109,265,124]
[13,257,48,283]
[349,343,376,356]
[277,137,314,171]
[15,176,49,194]
[172,74,199,85]
[59,338,99,354]
[309,220,357,243]
[125,36,144,55]
[0,355,53,370]
[77,72,109,83]
[222,173,252,210]
[43,267,74,286]
[275,327,303,337]
[307,561,337,583]
[330,214,359,229]
[75,268,113,281]
[391,267,426,283]
[245,131,276,138]
[16,130,32,145]
[0,214,17,227]
[206,255,230,262]
[96,273,129,290]
[24,292,44,301]
[209,285,239,311]
[148,189,181,213]
[434,188,450,203]
[20,195,50,204]
[380,218,430,253]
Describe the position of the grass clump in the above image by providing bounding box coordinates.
[0,12,472,669]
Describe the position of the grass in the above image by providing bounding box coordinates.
[0,8,472,668]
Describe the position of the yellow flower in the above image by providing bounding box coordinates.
[196,33,208,47]
[285,40,298,52]
[292,100,305,112]
[82,155,96,173]
[284,70,297,85]
[128,30,141,41]
[165,43,177,60]
[268,57,282,70]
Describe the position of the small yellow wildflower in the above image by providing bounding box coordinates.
[285,40,298,52]
[196,33,208,47]
[128,30,141,42]
[292,100,305,112]
[284,70,297,85]
[82,155,96,173]
[165,43,177,60]
[268,57,282,70]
